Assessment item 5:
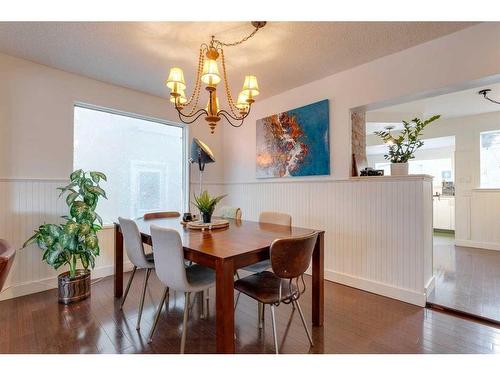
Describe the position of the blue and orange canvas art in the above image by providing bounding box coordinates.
[256,100,330,178]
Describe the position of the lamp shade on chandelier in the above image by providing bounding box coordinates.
[166,22,266,134]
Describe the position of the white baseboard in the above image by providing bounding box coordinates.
[0,262,134,301]
[455,239,500,251]
[325,270,426,307]
[425,275,435,296]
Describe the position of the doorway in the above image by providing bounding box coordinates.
[362,80,500,324]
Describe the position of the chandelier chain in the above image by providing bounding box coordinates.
[183,48,205,115]
[211,24,262,48]
[184,47,203,105]
[220,49,244,119]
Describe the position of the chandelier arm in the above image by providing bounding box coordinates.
[217,109,248,122]
[175,107,209,124]
[218,111,245,128]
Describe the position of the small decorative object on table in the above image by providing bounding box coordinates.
[22,169,107,304]
[192,190,227,224]
[182,212,193,222]
[374,115,440,176]
[187,219,230,231]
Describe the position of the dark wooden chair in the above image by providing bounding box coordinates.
[143,211,180,220]
[234,231,318,354]
[0,239,16,292]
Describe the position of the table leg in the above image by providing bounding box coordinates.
[215,258,235,353]
[312,231,324,326]
[114,223,124,298]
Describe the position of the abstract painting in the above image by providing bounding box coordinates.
[256,99,330,178]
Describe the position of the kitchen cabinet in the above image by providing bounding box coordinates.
[433,196,455,230]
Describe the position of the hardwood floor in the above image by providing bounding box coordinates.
[1,269,499,354]
[429,233,500,324]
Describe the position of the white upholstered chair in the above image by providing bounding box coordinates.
[118,217,156,330]
[148,225,216,353]
[258,211,292,226]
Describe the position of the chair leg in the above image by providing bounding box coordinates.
[270,305,279,354]
[136,268,151,331]
[199,290,205,319]
[180,292,190,354]
[258,302,265,329]
[165,287,170,310]
[294,299,313,346]
[234,291,241,309]
[205,288,210,317]
[148,287,169,343]
[120,266,137,310]
[234,271,241,308]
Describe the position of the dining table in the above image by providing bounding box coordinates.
[113,217,325,354]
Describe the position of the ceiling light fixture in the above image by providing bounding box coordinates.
[166,21,266,134]
[478,88,500,105]
[384,125,396,145]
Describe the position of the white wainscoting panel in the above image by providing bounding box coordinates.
[1,177,434,306]
[216,176,434,306]
[454,189,500,251]
[0,179,131,301]
[469,189,500,250]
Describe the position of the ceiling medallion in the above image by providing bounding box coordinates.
[166,21,266,134]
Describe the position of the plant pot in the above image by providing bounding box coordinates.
[391,162,409,176]
[202,212,212,224]
[58,269,91,304]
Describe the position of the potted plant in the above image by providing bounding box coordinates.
[23,169,107,304]
[192,190,226,223]
[374,115,440,176]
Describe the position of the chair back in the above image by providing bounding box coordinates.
[0,239,16,292]
[118,217,150,268]
[259,211,292,227]
[270,232,318,280]
[219,206,242,220]
[150,225,190,291]
[144,211,180,220]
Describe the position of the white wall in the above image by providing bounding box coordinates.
[222,23,500,183]
[0,52,222,300]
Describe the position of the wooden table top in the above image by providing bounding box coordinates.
[122,217,322,260]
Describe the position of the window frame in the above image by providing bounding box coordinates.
[479,129,500,189]
[73,102,189,214]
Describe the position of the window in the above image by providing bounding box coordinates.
[74,105,186,224]
[480,130,500,188]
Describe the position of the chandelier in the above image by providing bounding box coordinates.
[166,21,266,134]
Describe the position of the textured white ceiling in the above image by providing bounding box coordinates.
[0,22,477,100]
[368,81,500,121]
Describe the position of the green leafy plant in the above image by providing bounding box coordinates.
[192,190,226,215]
[22,169,107,279]
[374,115,441,163]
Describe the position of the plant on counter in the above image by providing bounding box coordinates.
[374,115,441,163]
[22,169,107,279]
[192,190,227,223]
[374,115,440,175]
